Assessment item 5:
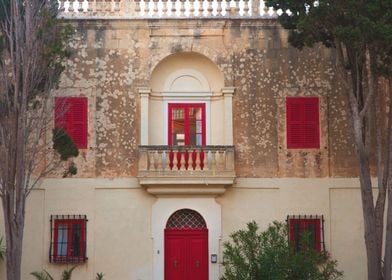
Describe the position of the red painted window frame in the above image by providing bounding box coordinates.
[53,218,86,263]
[288,218,321,252]
[286,97,320,149]
[55,97,88,149]
[168,103,206,146]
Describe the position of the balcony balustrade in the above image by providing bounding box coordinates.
[138,145,235,194]
[58,0,283,18]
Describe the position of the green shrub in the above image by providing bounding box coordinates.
[96,272,105,280]
[221,221,343,280]
[0,237,5,261]
[31,266,76,280]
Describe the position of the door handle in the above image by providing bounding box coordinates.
[173,260,177,268]
[196,260,200,268]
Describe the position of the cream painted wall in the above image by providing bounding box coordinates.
[0,178,367,280]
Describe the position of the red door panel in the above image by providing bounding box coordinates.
[165,229,208,280]
[165,235,187,280]
[189,237,208,280]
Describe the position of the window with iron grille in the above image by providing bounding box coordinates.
[287,215,325,252]
[50,215,87,263]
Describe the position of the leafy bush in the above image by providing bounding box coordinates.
[221,221,343,280]
[0,236,5,261]
[31,266,76,280]
[96,272,105,280]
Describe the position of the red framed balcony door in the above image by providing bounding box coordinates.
[164,229,209,280]
[168,103,206,146]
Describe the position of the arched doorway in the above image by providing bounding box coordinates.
[164,209,208,280]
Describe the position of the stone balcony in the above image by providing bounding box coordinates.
[138,145,235,195]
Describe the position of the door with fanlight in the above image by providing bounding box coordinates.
[164,209,208,280]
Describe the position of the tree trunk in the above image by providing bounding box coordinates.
[2,195,25,280]
[384,184,392,280]
[351,99,383,280]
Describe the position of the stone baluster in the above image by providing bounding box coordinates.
[156,151,162,170]
[162,0,169,16]
[58,0,66,12]
[144,0,150,15]
[195,149,201,170]
[96,0,103,12]
[161,150,166,171]
[270,6,277,17]
[215,150,221,171]
[203,150,209,170]
[153,0,159,16]
[87,0,94,12]
[139,147,148,172]
[216,0,223,16]
[171,0,177,16]
[77,0,84,12]
[262,2,269,16]
[68,0,75,12]
[198,0,204,16]
[114,0,121,12]
[179,0,186,17]
[225,0,231,16]
[172,149,178,170]
[188,150,194,170]
[178,151,184,170]
[189,0,195,16]
[206,0,213,16]
[164,150,170,171]
[226,147,235,171]
[243,0,250,16]
[233,0,240,16]
[251,0,260,16]
[219,150,226,170]
[210,150,216,170]
[149,151,156,170]
[134,0,141,14]
[105,0,112,12]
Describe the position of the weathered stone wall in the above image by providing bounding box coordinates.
[56,18,357,178]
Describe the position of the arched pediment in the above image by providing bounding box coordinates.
[150,52,224,93]
[164,69,210,92]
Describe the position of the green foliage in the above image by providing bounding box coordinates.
[221,221,343,280]
[0,236,5,261]
[52,128,79,161]
[52,128,79,177]
[31,270,54,280]
[265,0,392,76]
[31,266,76,280]
[60,266,76,280]
[96,272,105,280]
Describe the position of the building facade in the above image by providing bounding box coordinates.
[0,0,372,279]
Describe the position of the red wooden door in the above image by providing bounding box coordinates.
[165,229,208,280]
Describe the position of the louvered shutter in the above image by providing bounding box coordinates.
[286,97,320,149]
[54,97,88,149]
[69,98,88,149]
[55,97,70,132]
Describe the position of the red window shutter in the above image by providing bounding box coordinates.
[286,97,320,149]
[55,97,88,149]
